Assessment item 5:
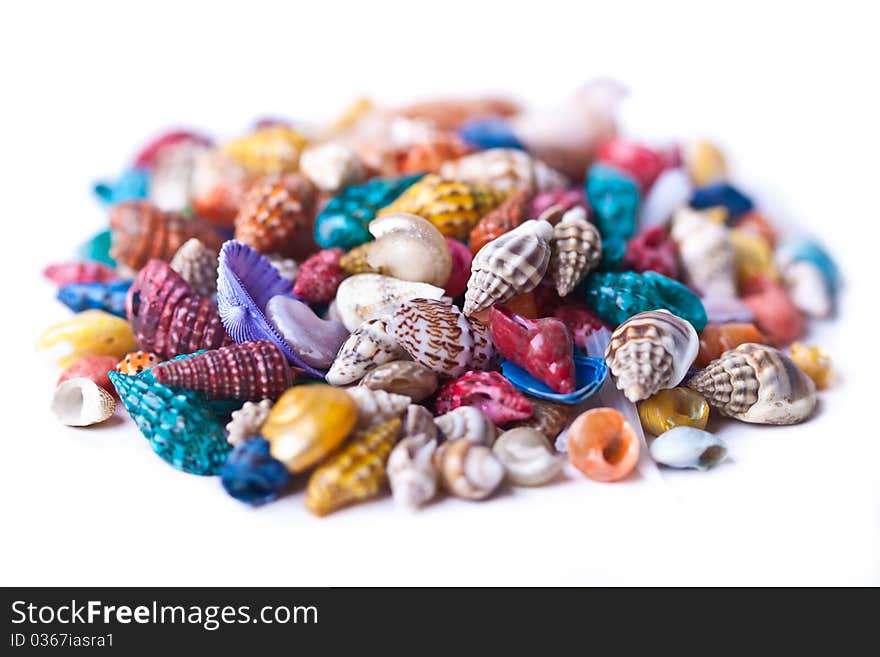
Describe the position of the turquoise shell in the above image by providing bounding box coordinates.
[582,270,707,332]
[314,174,422,250]
[501,354,607,404]
[584,163,640,242]
[777,238,840,292]
[76,229,116,267]
[93,167,150,206]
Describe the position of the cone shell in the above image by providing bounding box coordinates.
[605,310,699,403]
[169,238,219,297]
[225,399,273,446]
[109,201,224,273]
[463,219,553,316]
[345,386,411,429]
[433,438,505,500]
[468,189,530,257]
[686,343,816,424]
[326,318,408,386]
[434,407,497,446]
[550,206,602,297]
[671,208,736,298]
[388,298,496,378]
[334,274,446,332]
[439,148,568,193]
[51,377,116,427]
[305,417,401,516]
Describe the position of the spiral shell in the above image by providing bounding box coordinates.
[386,436,439,509]
[225,399,274,446]
[605,310,699,403]
[463,219,553,316]
[334,274,446,332]
[434,406,497,446]
[326,318,408,386]
[439,148,568,193]
[366,213,452,287]
[468,189,529,257]
[402,404,438,443]
[359,360,438,402]
[169,238,219,297]
[493,427,564,486]
[51,377,116,427]
[345,386,411,429]
[433,438,505,501]
[685,343,816,425]
[549,206,602,297]
[671,208,736,298]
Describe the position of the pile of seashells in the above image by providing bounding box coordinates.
[39,82,840,516]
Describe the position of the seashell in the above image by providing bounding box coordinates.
[38,310,137,367]
[700,293,756,325]
[326,318,407,386]
[292,249,345,304]
[233,173,319,259]
[434,406,497,446]
[387,436,439,509]
[115,350,161,375]
[402,404,438,443]
[109,369,230,475]
[670,207,736,298]
[433,438,504,501]
[314,174,423,251]
[696,322,766,367]
[345,386,411,429]
[395,96,520,131]
[43,261,118,286]
[225,399,274,446]
[305,417,401,516]
[735,210,778,248]
[439,148,568,193]
[510,397,575,441]
[685,343,816,425]
[266,296,349,370]
[790,343,834,390]
[398,133,472,175]
[690,182,753,219]
[133,129,212,170]
[190,149,249,229]
[360,360,438,403]
[435,371,532,425]
[261,384,358,473]
[622,225,679,280]
[567,407,640,482]
[299,142,365,192]
[493,427,564,486]
[93,167,150,206]
[126,260,232,361]
[530,188,586,220]
[265,254,299,284]
[463,219,553,316]
[169,238,219,297]
[223,125,308,175]
[740,275,805,346]
[336,274,446,333]
[77,229,115,268]
[637,167,693,230]
[458,117,524,151]
[605,310,699,403]
[468,189,529,257]
[549,206,602,297]
[552,302,605,350]
[216,240,322,376]
[149,140,212,211]
[777,238,839,318]
[109,200,224,272]
[729,227,777,287]
[339,243,383,275]
[51,377,116,427]
[57,280,131,317]
[649,426,728,471]
[377,174,508,240]
[584,163,640,244]
[221,436,292,506]
[58,355,118,392]
[366,213,452,287]
[684,140,727,187]
[444,237,473,298]
[388,298,496,377]
[637,387,709,436]
[152,340,296,400]
[501,353,607,405]
[596,137,667,191]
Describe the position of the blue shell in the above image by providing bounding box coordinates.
[458,117,525,151]
[221,436,291,506]
[777,238,840,292]
[584,163,640,242]
[501,354,607,404]
[93,167,150,205]
[76,229,116,267]
[690,182,753,219]
[216,240,323,378]
[57,280,131,317]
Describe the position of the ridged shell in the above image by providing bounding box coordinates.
[334,274,446,332]
[605,309,699,403]
[671,208,736,298]
[225,399,273,446]
[366,213,452,287]
[439,148,568,193]
[434,406,497,446]
[345,386,411,429]
[51,377,116,427]
[493,427,564,486]
[509,397,575,440]
[326,318,408,386]
[359,360,438,402]
[388,298,496,377]
[463,219,553,316]
[224,125,308,175]
[169,238,219,297]
[433,438,505,501]
[468,189,530,257]
[550,206,602,297]
[386,435,439,509]
[685,343,816,424]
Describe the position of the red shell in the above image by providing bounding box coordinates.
[468,189,530,257]
[126,260,232,359]
[596,137,667,192]
[152,340,295,400]
[398,133,471,175]
[57,355,118,395]
[43,261,118,286]
[109,201,224,272]
[435,371,533,425]
[193,179,250,229]
[293,249,344,304]
[741,275,805,346]
[133,130,212,170]
[552,302,606,350]
[529,188,586,220]
[622,225,680,279]
[234,173,318,259]
[489,305,575,394]
[444,238,472,298]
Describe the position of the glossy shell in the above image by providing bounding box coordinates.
[468,189,529,257]
[115,351,160,375]
[265,296,349,370]
[637,387,709,436]
[649,427,728,470]
[326,318,407,386]
[366,213,452,287]
[567,407,640,483]
[493,427,564,486]
[697,322,766,367]
[790,343,834,390]
[38,310,137,367]
[435,371,532,425]
[51,377,116,427]
[501,354,607,405]
[360,360,438,402]
[335,274,446,332]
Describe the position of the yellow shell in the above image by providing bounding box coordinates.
[261,385,357,473]
[730,228,777,285]
[637,387,710,436]
[339,243,383,275]
[377,174,507,239]
[38,310,137,367]
[305,417,401,516]
[790,342,833,390]
[223,125,309,175]
[685,140,728,186]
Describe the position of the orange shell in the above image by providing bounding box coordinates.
[469,291,538,324]
[468,189,530,256]
[567,408,640,482]
[696,322,767,367]
[398,133,471,175]
[394,97,520,131]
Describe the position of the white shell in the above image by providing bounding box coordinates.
[266,254,299,284]
[434,407,497,446]
[51,377,115,427]
[169,238,219,297]
[299,142,365,192]
[226,399,273,446]
[549,206,602,297]
[638,168,692,230]
[649,427,728,470]
[335,273,445,332]
[671,207,737,298]
[402,404,438,444]
[345,386,411,429]
[387,436,438,509]
[439,148,568,193]
[367,213,452,287]
[782,261,832,318]
[433,438,505,501]
[326,318,408,386]
[493,427,564,486]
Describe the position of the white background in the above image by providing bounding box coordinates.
[1,1,878,585]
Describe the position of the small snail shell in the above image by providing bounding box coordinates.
[387,436,438,509]
[433,438,505,500]
[402,404,438,444]
[493,427,564,486]
[434,406,497,446]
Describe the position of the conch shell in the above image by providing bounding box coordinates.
[439,148,568,193]
[365,213,452,287]
[334,273,446,332]
[325,318,408,386]
[549,206,602,297]
[671,208,736,298]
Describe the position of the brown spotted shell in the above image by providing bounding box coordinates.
[550,206,602,297]
[326,318,408,386]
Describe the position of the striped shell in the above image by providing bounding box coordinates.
[671,208,736,298]
[686,343,816,424]
[463,219,553,316]
[433,438,505,500]
[468,189,530,257]
[388,298,495,378]
[345,386,411,429]
[169,238,219,297]
[439,148,568,193]
[605,310,699,403]
[326,318,408,386]
[550,206,602,297]
[434,406,497,446]
[334,274,446,332]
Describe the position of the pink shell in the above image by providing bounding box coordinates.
[293,249,344,304]
[444,238,472,298]
[57,355,119,395]
[43,261,118,286]
[435,371,533,425]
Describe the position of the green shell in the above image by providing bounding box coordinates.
[584,164,640,242]
[77,229,116,267]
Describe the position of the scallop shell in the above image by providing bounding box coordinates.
[434,406,497,446]
[605,309,699,403]
[493,427,564,486]
[388,298,496,378]
[359,360,438,402]
[463,219,553,316]
[225,399,273,446]
[334,274,446,332]
[671,208,736,298]
[439,148,568,193]
[51,377,116,427]
[326,318,408,386]
[366,213,452,287]
[299,142,365,192]
[169,238,219,297]
[386,436,439,509]
[685,343,816,424]
[345,386,411,429]
[549,206,602,297]
[433,438,505,501]
[649,427,728,470]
